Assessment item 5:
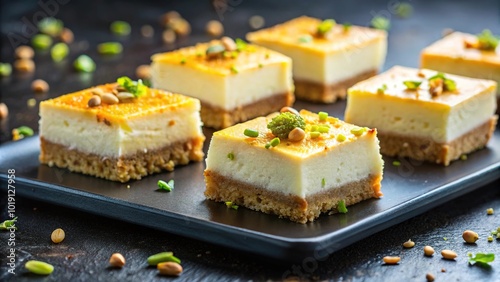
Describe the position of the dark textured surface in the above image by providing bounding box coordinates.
[1,0,500,281]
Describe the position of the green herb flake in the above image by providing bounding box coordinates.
[110,20,131,36]
[392,160,401,166]
[371,16,390,31]
[317,19,336,35]
[157,179,174,192]
[235,38,248,51]
[377,84,388,94]
[395,2,413,18]
[477,29,499,51]
[227,152,235,160]
[16,126,34,137]
[258,63,263,68]
[180,58,187,64]
[97,42,123,55]
[443,237,448,241]
[337,199,348,213]
[74,55,96,73]
[0,63,12,77]
[0,217,17,230]
[38,17,64,37]
[117,76,148,98]
[469,253,495,266]
[403,80,422,90]
[51,42,69,62]
[230,65,238,74]
[343,22,352,32]
[225,201,238,210]
[298,35,312,43]
[318,111,328,121]
[321,178,326,187]
[31,34,53,50]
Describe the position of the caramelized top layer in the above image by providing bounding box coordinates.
[41,83,199,123]
[246,16,386,55]
[213,110,377,158]
[348,66,497,107]
[422,32,500,65]
[151,41,291,76]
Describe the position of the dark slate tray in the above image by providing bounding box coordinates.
[0,100,499,262]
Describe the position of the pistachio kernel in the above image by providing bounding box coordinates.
[206,44,225,59]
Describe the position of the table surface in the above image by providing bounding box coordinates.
[1,0,500,281]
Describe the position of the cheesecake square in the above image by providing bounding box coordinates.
[204,109,384,223]
[39,80,205,182]
[345,66,498,166]
[247,16,387,103]
[420,31,500,110]
[151,37,294,129]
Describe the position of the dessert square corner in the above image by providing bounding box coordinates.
[150,38,294,129]
[39,83,205,183]
[203,109,384,223]
[246,16,387,103]
[345,65,498,165]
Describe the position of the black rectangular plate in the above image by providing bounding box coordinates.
[1,100,499,262]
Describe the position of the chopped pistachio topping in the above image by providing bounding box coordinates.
[429,73,456,92]
[477,29,499,50]
[235,38,247,51]
[97,42,123,55]
[371,15,390,30]
[269,137,280,147]
[298,35,313,43]
[110,20,131,36]
[51,42,69,62]
[32,34,53,50]
[227,152,235,160]
[336,134,346,142]
[74,55,96,73]
[403,80,422,90]
[196,52,203,57]
[321,178,326,187]
[460,154,467,161]
[0,63,12,76]
[377,84,388,94]
[392,160,401,166]
[38,17,64,36]
[318,125,330,133]
[310,125,319,132]
[310,132,320,138]
[157,179,174,192]
[267,112,306,139]
[395,2,413,18]
[16,126,34,137]
[0,217,17,230]
[337,199,348,213]
[243,128,259,138]
[225,201,239,210]
[317,19,336,35]
[343,23,352,32]
[180,58,186,64]
[318,111,328,121]
[350,127,367,136]
[230,65,238,73]
[117,76,147,98]
[258,63,263,68]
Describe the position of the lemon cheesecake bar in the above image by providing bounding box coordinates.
[39,78,205,182]
[420,30,500,111]
[204,109,384,223]
[247,16,387,103]
[345,66,498,166]
[151,37,294,129]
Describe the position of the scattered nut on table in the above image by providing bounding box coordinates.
[31,79,49,93]
[462,230,479,244]
[423,245,434,256]
[403,239,415,248]
[383,256,400,265]
[441,250,457,260]
[158,261,183,276]
[51,228,65,243]
[109,253,126,268]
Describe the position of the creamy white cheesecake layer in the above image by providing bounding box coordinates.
[205,133,383,199]
[152,62,292,111]
[40,101,203,158]
[253,39,386,84]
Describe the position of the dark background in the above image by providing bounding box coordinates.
[1,0,500,281]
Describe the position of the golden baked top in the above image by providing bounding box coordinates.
[151,38,291,76]
[213,109,377,158]
[246,16,386,55]
[422,32,500,65]
[348,66,497,107]
[40,82,199,124]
